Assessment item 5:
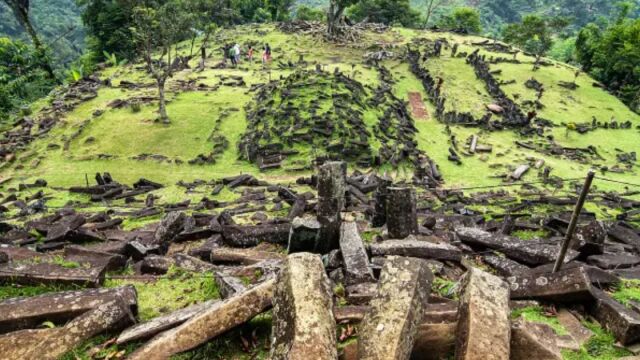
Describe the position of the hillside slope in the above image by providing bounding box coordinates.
[2,24,637,198]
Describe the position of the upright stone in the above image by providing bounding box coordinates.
[288,217,320,253]
[339,222,374,285]
[510,319,562,360]
[316,161,346,254]
[358,257,433,360]
[456,267,510,360]
[386,187,417,239]
[372,175,392,227]
[270,253,337,359]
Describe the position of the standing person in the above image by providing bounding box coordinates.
[247,46,254,63]
[233,43,241,65]
[229,45,237,67]
[265,43,271,62]
[222,44,230,64]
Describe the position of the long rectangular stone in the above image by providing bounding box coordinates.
[456,227,578,266]
[456,267,510,360]
[222,223,290,247]
[0,261,106,287]
[589,287,640,345]
[210,247,285,265]
[128,279,274,359]
[358,256,433,360]
[508,266,593,302]
[270,253,337,359]
[370,238,461,262]
[340,222,374,285]
[0,285,137,334]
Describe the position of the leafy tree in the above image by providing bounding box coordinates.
[575,17,640,112]
[437,7,482,34]
[0,37,55,118]
[130,0,190,124]
[2,0,56,79]
[349,0,421,27]
[266,0,295,21]
[422,0,450,29]
[502,15,558,56]
[295,5,325,21]
[327,0,358,36]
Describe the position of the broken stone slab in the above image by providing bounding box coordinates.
[222,223,290,247]
[483,254,529,277]
[608,224,640,252]
[508,266,594,302]
[152,211,186,250]
[358,257,433,360]
[213,272,247,299]
[573,220,606,256]
[0,261,106,287]
[0,285,137,334]
[334,305,369,323]
[456,267,510,360]
[63,245,127,272]
[0,297,134,360]
[587,254,640,269]
[117,299,218,344]
[340,222,374,285]
[556,308,593,348]
[370,237,462,262]
[287,216,320,253]
[511,165,530,180]
[589,287,640,345]
[386,187,418,239]
[210,247,285,265]
[45,214,86,242]
[128,279,274,359]
[346,282,378,305]
[510,319,562,360]
[270,253,337,359]
[411,322,457,360]
[456,227,578,266]
[316,161,347,254]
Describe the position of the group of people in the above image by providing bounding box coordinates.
[223,43,272,67]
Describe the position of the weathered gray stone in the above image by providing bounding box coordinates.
[340,222,374,285]
[153,211,186,249]
[270,253,337,359]
[0,297,134,360]
[288,216,320,253]
[128,279,274,359]
[386,187,418,239]
[117,299,218,344]
[556,308,593,348]
[210,247,285,265]
[213,272,247,299]
[411,322,457,360]
[358,257,433,360]
[573,221,606,256]
[222,223,291,247]
[0,261,106,287]
[316,161,347,254]
[0,286,137,334]
[63,245,127,272]
[508,266,594,302]
[589,287,640,345]
[587,254,640,269]
[370,238,461,261]
[456,227,578,266]
[510,319,562,360]
[483,254,529,276]
[456,267,510,360]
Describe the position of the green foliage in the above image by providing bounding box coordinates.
[437,7,482,34]
[562,320,632,359]
[512,229,548,241]
[295,5,325,21]
[502,15,557,56]
[548,36,577,63]
[510,306,568,335]
[0,283,84,301]
[349,0,421,27]
[612,279,640,306]
[51,255,82,269]
[432,277,457,298]
[575,17,640,113]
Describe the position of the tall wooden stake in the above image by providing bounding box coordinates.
[552,170,595,273]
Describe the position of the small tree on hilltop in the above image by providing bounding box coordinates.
[130,0,189,124]
[327,0,358,37]
[502,15,568,57]
[438,7,482,34]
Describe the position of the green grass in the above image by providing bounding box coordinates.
[104,266,220,321]
[0,283,86,301]
[511,306,569,336]
[612,279,640,307]
[432,277,457,299]
[512,229,549,241]
[562,320,632,360]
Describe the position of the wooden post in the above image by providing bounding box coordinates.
[552,171,595,273]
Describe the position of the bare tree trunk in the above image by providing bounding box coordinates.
[327,1,345,36]
[157,77,169,124]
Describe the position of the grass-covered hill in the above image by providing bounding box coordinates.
[2,23,638,205]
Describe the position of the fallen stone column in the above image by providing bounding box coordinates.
[510,319,562,360]
[210,247,285,265]
[316,161,347,254]
[370,238,461,262]
[386,187,417,239]
[358,256,433,360]
[270,253,337,359]
[371,175,392,227]
[0,298,134,360]
[456,267,510,360]
[589,287,640,345]
[0,285,137,334]
[128,279,275,359]
[340,222,374,285]
[508,266,594,302]
[0,261,106,287]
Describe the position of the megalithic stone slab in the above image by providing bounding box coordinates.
[340,222,374,285]
[358,256,433,360]
[370,238,462,262]
[288,216,320,253]
[210,247,285,265]
[0,261,106,287]
[372,175,392,227]
[456,227,579,266]
[455,267,510,360]
[508,266,593,302]
[0,297,134,360]
[510,319,562,360]
[222,223,291,247]
[316,161,347,254]
[0,285,137,334]
[117,299,218,344]
[386,187,418,239]
[412,322,457,360]
[153,211,186,249]
[270,253,337,359]
[128,279,274,360]
[589,287,640,345]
